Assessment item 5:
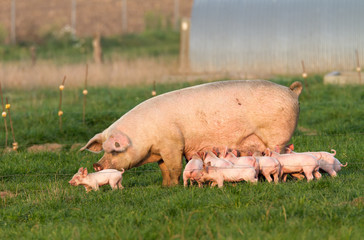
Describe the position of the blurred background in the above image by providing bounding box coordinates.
[0,0,193,88]
[0,0,363,89]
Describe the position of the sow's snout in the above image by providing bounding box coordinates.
[93,163,104,172]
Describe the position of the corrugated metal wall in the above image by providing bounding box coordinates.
[190,0,364,75]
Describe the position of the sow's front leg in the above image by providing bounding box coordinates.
[158,160,172,186]
[159,146,184,187]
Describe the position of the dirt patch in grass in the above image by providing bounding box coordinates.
[298,126,318,136]
[27,143,63,153]
[70,143,84,151]
[1,143,86,153]
[0,191,15,199]
[351,197,364,206]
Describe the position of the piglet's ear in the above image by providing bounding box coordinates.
[251,156,257,165]
[212,147,219,157]
[228,152,236,158]
[83,168,88,176]
[199,152,207,161]
[78,167,84,173]
[265,148,272,157]
[274,145,281,153]
[103,131,131,153]
[232,149,238,157]
[287,144,294,151]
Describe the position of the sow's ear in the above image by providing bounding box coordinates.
[80,133,104,153]
[102,131,131,153]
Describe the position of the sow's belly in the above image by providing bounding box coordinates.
[182,123,265,159]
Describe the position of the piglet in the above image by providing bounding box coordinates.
[285,145,347,177]
[194,162,257,188]
[203,151,234,168]
[183,154,204,187]
[221,149,260,178]
[69,167,125,192]
[256,149,281,183]
[224,149,280,183]
[270,147,321,182]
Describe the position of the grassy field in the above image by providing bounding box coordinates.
[0,30,180,64]
[0,30,181,89]
[0,77,364,239]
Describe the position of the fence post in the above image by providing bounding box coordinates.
[179,18,190,73]
[58,76,66,131]
[83,64,88,124]
[10,0,16,44]
[5,98,17,151]
[0,82,8,149]
[30,46,37,66]
[355,49,362,84]
[301,60,308,91]
[174,0,180,31]
[92,33,103,64]
[122,0,128,34]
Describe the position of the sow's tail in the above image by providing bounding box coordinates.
[289,81,303,96]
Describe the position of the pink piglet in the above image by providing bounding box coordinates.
[69,167,125,192]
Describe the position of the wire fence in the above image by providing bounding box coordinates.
[0,0,193,43]
[0,128,364,153]
[0,162,363,181]
[1,129,363,150]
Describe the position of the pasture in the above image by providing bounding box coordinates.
[0,77,363,239]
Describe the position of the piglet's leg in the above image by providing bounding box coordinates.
[327,170,337,177]
[263,173,273,183]
[313,171,322,180]
[110,180,120,190]
[273,172,279,184]
[282,173,288,182]
[117,181,124,190]
[110,183,118,190]
[291,173,305,180]
[183,179,188,187]
[183,172,188,187]
[85,186,93,193]
[304,172,314,182]
[190,179,194,186]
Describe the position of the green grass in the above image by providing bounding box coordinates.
[0,77,364,239]
[0,30,180,64]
